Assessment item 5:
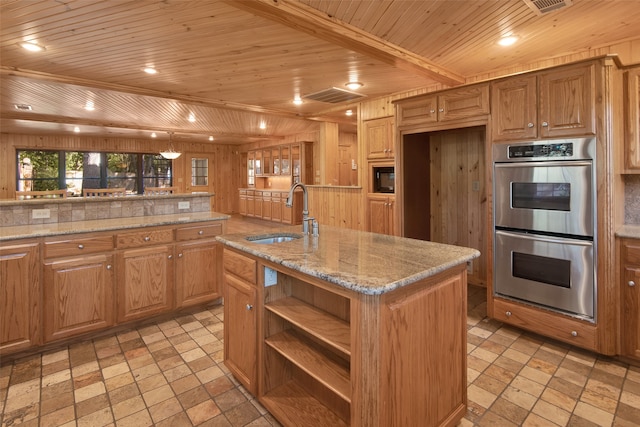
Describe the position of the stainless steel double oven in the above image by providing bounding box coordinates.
[492,137,596,321]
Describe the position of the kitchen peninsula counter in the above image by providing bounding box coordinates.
[218,226,479,427]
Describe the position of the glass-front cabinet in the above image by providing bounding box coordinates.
[247,152,255,186]
[262,149,272,175]
[255,151,262,176]
[280,145,290,175]
[291,144,301,184]
[271,147,281,175]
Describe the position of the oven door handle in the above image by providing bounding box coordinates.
[495,229,593,246]
[493,160,593,168]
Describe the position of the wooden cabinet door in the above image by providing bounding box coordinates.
[491,76,538,141]
[622,241,640,359]
[246,191,255,217]
[437,83,489,121]
[368,196,393,235]
[271,194,282,222]
[223,273,257,394]
[539,63,596,138]
[43,254,114,342]
[365,118,393,159]
[117,245,173,323]
[0,242,40,354]
[239,191,247,215]
[396,95,438,126]
[176,240,221,308]
[625,68,640,171]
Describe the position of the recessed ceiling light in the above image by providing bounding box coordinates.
[143,67,157,74]
[209,136,214,141]
[188,113,196,122]
[345,81,363,90]
[345,109,353,116]
[84,101,95,111]
[259,121,266,130]
[151,132,157,138]
[498,36,518,46]
[73,126,80,133]
[19,41,45,52]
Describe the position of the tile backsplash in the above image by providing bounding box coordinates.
[625,175,640,225]
[0,194,212,227]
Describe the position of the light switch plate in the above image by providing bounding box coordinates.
[264,267,278,287]
[178,201,190,209]
[32,208,50,219]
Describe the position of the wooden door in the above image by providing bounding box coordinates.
[117,245,173,323]
[176,240,221,308]
[224,273,257,394]
[368,196,391,235]
[625,68,640,171]
[43,254,114,342]
[622,241,640,359]
[365,118,393,159]
[0,242,40,354]
[491,76,538,141]
[539,63,596,138]
[186,153,215,209]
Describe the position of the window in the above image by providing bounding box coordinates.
[191,157,208,186]
[17,149,173,196]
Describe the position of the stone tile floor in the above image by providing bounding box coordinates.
[0,216,638,426]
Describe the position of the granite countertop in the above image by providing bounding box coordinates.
[217,225,480,296]
[617,225,640,239]
[0,211,230,241]
[0,192,213,206]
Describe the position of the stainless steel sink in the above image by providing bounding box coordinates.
[245,233,303,244]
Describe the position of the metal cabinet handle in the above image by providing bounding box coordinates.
[167,255,173,259]
[541,121,549,127]
[630,280,636,287]
[505,311,512,317]
[527,123,534,128]
[178,253,183,258]
[430,109,435,113]
[106,264,112,270]
[144,236,151,242]
[571,331,578,337]
[438,108,444,112]
[246,304,253,311]
[198,230,204,235]
[78,244,84,249]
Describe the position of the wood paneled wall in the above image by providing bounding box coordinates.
[307,186,363,230]
[0,134,241,214]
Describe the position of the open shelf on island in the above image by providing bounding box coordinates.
[265,297,351,358]
[265,329,351,402]
[261,380,349,427]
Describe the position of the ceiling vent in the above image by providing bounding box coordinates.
[14,103,33,111]
[523,0,572,15]
[302,87,366,104]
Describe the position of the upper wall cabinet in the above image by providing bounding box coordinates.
[396,83,489,127]
[625,67,640,171]
[365,117,394,159]
[492,62,596,141]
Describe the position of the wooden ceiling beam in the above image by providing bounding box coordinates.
[225,0,465,86]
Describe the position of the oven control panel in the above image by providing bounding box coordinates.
[508,143,573,159]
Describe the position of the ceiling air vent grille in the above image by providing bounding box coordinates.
[14,103,33,111]
[524,0,572,15]
[302,87,366,104]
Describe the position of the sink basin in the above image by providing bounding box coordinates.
[245,233,303,244]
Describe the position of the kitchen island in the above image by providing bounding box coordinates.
[217,226,479,427]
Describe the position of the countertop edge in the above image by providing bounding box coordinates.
[616,225,640,239]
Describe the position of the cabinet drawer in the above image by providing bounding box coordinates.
[44,235,114,258]
[116,228,174,248]
[176,222,223,241]
[493,298,596,351]
[224,249,257,284]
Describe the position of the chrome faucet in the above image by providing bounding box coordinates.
[286,182,316,235]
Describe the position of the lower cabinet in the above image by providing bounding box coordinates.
[238,189,302,225]
[43,254,115,342]
[0,241,41,355]
[116,244,174,323]
[367,195,396,235]
[223,248,258,395]
[621,238,640,360]
[176,239,221,308]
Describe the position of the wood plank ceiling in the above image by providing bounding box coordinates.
[1,0,640,144]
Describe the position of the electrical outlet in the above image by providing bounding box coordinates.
[472,181,480,191]
[264,267,277,287]
[32,208,50,219]
[178,201,190,209]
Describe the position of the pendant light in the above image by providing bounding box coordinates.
[160,131,181,159]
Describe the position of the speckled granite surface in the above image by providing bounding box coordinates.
[617,225,640,239]
[0,211,229,241]
[625,175,640,225]
[217,226,480,296]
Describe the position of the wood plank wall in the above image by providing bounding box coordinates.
[307,186,363,230]
[0,134,240,214]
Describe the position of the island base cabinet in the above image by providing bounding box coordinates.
[43,254,115,342]
[175,240,221,308]
[0,242,40,355]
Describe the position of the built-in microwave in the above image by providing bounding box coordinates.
[373,166,395,193]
